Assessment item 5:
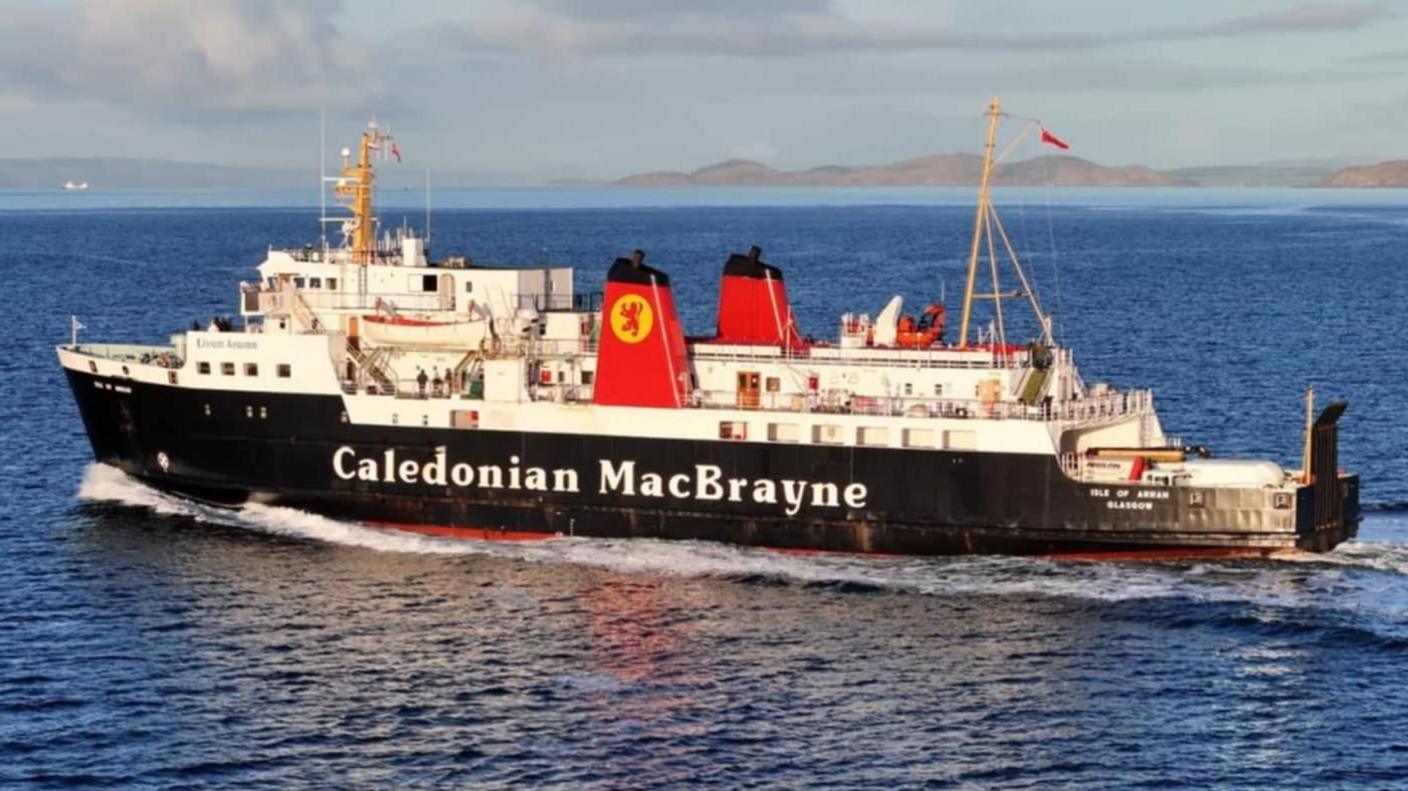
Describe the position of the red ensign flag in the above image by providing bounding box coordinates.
[1040,128,1070,150]
[390,143,402,162]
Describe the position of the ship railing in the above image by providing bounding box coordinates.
[688,346,1030,371]
[679,387,1154,423]
[247,286,452,316]
[517,293,603,313]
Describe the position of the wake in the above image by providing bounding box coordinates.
[76,464,1408,610]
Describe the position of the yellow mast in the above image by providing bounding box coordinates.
[958,98,1002,349]
[333,121,393,265]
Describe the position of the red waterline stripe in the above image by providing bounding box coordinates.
[1042,546,1278,562]
[368,521,558,543]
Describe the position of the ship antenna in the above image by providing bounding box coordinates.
[425,167,432,251]
[319,108,327,251]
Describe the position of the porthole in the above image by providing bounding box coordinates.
[245,405,253,418]
[203,403,212,417]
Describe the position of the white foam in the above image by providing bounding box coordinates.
[74,464,1408,613]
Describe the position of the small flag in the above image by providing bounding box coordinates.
[390,143,402,163]
[1040,128,1070,150]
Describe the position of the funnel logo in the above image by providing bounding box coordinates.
[610,294,654,344]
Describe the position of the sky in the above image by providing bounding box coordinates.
[0,0,1405,182]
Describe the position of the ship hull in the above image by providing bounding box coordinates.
[65,369,1360,557]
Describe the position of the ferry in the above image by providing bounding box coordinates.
[57,104,1359,557]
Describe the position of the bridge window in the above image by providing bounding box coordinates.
[244,363,258,377]
[309,277,322,289]
[198,362,211,374]
[221,362,235,376]
[293,277,305,288]
[277,364,292,378]
[766,377,780,392]
[933,384,944,396]
[327,278,337,290]
[903,383,913,396]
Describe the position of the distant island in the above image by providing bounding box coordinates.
[1318,160,1408,188]
[610,154,1408,189]
[3,154,1406,190]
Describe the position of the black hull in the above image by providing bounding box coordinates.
[66,369,1360,557]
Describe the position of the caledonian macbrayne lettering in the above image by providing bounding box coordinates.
[332,446,867,516]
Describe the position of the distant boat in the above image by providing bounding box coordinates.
[62,181,89,191]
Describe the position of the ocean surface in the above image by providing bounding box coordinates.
[2,186,1407,788]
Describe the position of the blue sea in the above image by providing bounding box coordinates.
[3,186,1407,788]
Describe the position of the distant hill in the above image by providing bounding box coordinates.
[1319,160,1408,188]
[617,153,1180,188]
[1162,165,1341,188]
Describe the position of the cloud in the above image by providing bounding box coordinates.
[437,0,1399,59]
[0,0,388,120]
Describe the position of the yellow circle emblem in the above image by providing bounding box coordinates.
[609,293,654,344]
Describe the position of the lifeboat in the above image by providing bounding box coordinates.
[360,314,487,348]
[894,303,945,348]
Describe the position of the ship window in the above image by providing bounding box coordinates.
[260,406,268,419]
[859,427,889,447]
[1189,491,1205,507]
[1272,492,1293,510]
[581,370,594,385]
[813,425,844,445]
[88,361,97,373]
[933,384,943,396]
[392,414,399,425]
[903,428,938,448]
[768,423,799,443]
[422,274,437,292]
[293,277,305,288]
[309,278,322,289]
[327,278,337,290]
[245,405,253,418]
[464,281,474,293]
[121,365,129,376]
[340,410,349,424]
[719,421,748,440]
[203,403,211,416]
[422,414,429,427]
[766,377,780,392]
[168,371,178,385]
[244,363,258,377]
[198,362,211,374]
[277,364,292,378]
[556,370,565,383]
[903,383,913,396]
[221,362,235,376]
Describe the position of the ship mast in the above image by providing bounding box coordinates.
[333,120,394,266]
[956,97,1054,350]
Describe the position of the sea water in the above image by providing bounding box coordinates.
[2,188,1406,787]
